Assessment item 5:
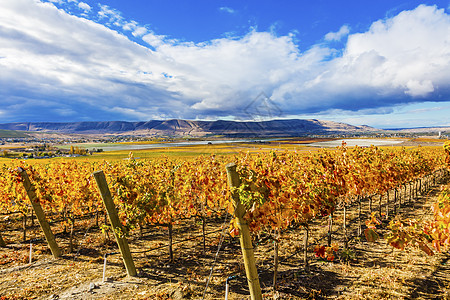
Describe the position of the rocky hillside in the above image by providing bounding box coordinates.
[0,119,379,137]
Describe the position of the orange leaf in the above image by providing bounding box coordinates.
[364,228,379,242]
[389,238,405,250]
[419,242,434,256]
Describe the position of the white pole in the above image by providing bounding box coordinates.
[225,276,237,300]
[102,254,107,282]
[225,281,229,300]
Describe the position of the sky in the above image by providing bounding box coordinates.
[0,0,450,129]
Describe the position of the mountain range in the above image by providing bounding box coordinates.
[0,119,379,137]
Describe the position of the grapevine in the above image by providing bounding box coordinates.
[0,144,446,261]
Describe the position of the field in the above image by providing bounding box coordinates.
[1,136,440,162]
[1,138,320,162]
[0,130,29,139]
[1,139,450,299]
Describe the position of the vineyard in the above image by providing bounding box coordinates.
[1,143,450,299]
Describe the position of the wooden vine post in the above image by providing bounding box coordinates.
[327,212,333,247]
[273,230,280,290]
[403,184,407,204]
[93,170,137,277]
[343,205,348,249]
[393,189,397,215]
[31,210,35,227]
[18,168,61,258]
[226,163,262,300]
[385,191,390,219]
[22,213,27,242]
[409,182,413,202]
[415,179,418,199]
[378,194,382,218]
[303,225,310,271]
[395,188,400,213]
[419,179,422,195]
[357,197,362,236]
[168,222,174,262]
[202,216,207,256]
[428,174,431,190]
[0,232,6,247]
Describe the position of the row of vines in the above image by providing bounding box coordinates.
[381,141,450,254]
[0,144,448,258]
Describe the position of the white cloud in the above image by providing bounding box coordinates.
[280,4,450,113]
[122,21,138,31]
[407,104,450,114]
[219,7,235,14]
[142,33,165,47]
[132,26,147,37]
[77,2,91,12]
[105,106,155,120]
[405,80,434,97]
[324,25,350,41]
[0,1,449,123]
[98,4,122,23]
[53,108,76,116]
[0,0,177,121]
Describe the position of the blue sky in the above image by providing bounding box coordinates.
[0,0,449,128]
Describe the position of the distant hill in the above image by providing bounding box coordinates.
[0,129,29,138]
[390,126,450,133]
[0,119,379,137]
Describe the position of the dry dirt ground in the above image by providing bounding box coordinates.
[1,176,450,299]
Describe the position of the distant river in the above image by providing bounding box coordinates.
[306,138,404,148]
